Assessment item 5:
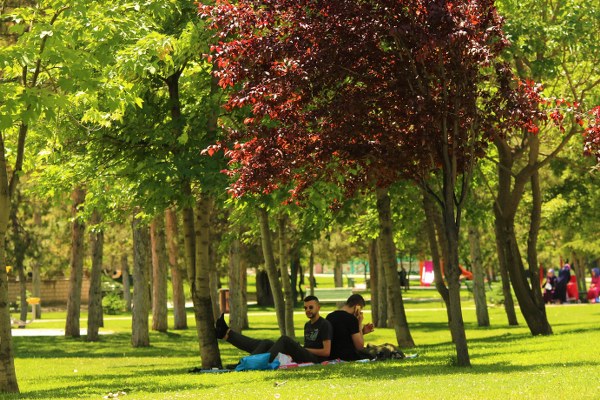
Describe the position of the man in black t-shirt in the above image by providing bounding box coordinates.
[216,295,332,363]
[326,294,374,361]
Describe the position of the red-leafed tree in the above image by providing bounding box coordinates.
[200,0,598,366]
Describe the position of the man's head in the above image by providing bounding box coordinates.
[303,295,321,321]
[345,294,366,308]
[344,294,366,317]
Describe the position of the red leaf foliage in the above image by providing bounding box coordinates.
[200,0,599,199]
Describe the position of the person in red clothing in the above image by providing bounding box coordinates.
[587,268,600,303]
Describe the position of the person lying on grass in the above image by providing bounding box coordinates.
[215,295,332,364]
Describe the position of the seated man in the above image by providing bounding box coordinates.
[215,295,332,363]
[326,293,375,361]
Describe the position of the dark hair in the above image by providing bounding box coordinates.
[345,294,366,307]
[303,295,320,304]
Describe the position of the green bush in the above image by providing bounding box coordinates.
[102,293,125,315]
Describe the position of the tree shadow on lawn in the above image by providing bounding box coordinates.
[10,369,219,400]
[13,333,204,359]
[248,358,599,385]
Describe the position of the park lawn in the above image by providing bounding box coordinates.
[6,297,600,400]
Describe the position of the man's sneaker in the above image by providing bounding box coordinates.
[215,313,229,339]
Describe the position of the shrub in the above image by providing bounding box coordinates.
[102,293,126,315]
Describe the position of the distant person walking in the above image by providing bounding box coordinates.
[587,268,600,303]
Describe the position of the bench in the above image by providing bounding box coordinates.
[312,287,354,303]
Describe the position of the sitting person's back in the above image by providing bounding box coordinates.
[326,294,374,361]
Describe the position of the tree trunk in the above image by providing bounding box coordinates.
[131,214,151,347]
[165,208,187,329]
[290,245,301,303]
[228,233,247,331]
[150,215,168,333]
[17,259,27,325]
[422,191,451,312]
[208,241,221,322]
[368,239,379,326]
[192,194,222,368]
[0,133,18,392]
[468,225,490,327]
[494,138,552,335]
[87,210,104,341]
[375,187,414,347]
[31,211,42,319]
[65,186,86,338]
[308,242,315,297]
[375,237,388,328]
[526,167,544,309]
[257,206,285,335]
[333,256,343,288]
[255,269,274,306]
[277,214,295,338]
[121,254,132,312]
[439,188,470,366]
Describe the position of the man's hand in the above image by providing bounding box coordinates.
[362,322,374,335]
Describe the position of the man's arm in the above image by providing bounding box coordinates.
[306,339,331,358]
[351,332,364,350]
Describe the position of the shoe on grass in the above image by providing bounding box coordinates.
[215,313,229,339]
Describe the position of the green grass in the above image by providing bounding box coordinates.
[6,294,600,399]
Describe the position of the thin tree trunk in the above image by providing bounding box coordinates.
[422,191,451,312]
[277,214,295,338]
[150,215,168,332]
[257,206,285,335]
[87,210,104,341]
[468,224,490,327]
[121,254,132,312]
[368,239,379,326]
[131,214,151,347]
[333,256,343,288]
[375,237,387,328]
[165,208,187,329]
[192,194,222,368]
[32,212,42,319]
[65,186,86,338]
[308,242,315,297]
[527,167,545,312]
[228,233,246,332]
[208,241,221,321]
[375,187,414,347]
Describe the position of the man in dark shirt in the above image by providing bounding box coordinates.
[216,295,332,363]
[326,294,374,361]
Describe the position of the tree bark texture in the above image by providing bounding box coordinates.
[65,186,86,338]
[277,214,296,338]
[208,241,221,322]
[468,224,490,327]
[368,239,379,326]
[375,237,388,328]
[150,215,168,333]
[192,194,222,369]
[257,206,286,336]
[165,208,187,329]
[0,143,18,391]
[121,254,132,312]
[87,210,104,342]
[375,187,414,347]
[333,256,344,288]
[308,242,315,297]
[228,234,247,332]
[131,215,151,347]
[422,191,451,314]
